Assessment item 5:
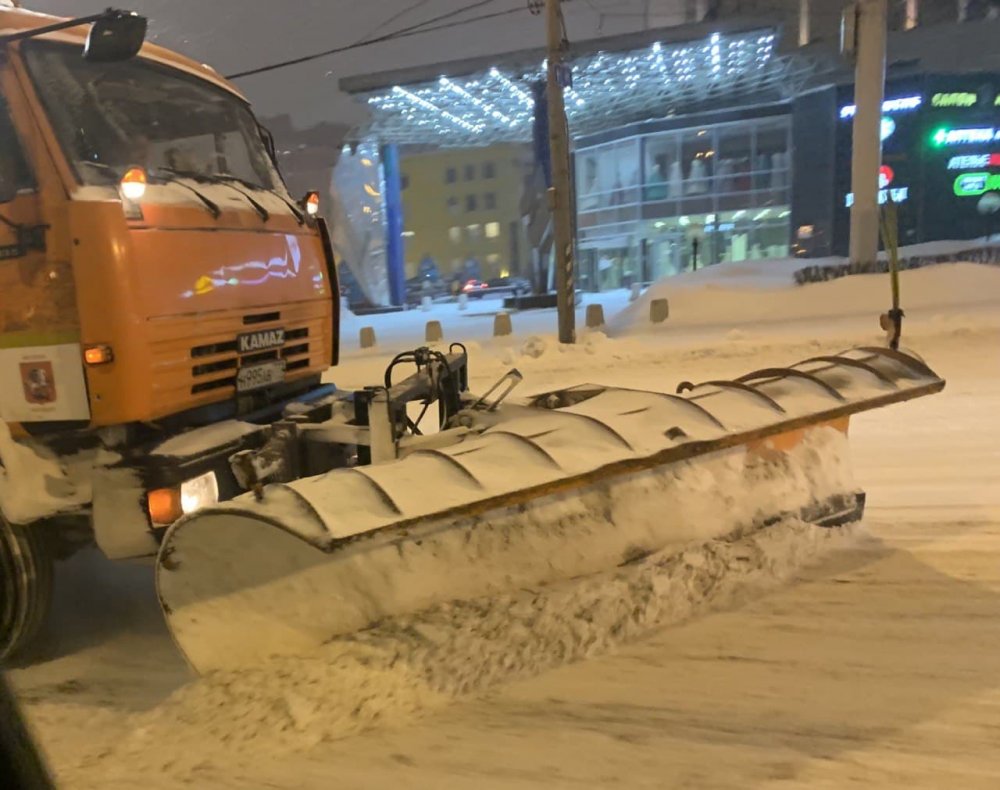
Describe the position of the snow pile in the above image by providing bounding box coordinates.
[85,516,858,782]
[0,422,91,523]
[65,429,860,781]
[613,263,1000,335]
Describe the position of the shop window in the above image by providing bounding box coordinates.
[449,226,461,244]
[485,221,500,238]
[643,132,680,202]
[576,139,640,212]
[715,125,752,195]
[466,223,482,241]
[753,119,790,193]
[465,194,478,212]
[681,128,714,198]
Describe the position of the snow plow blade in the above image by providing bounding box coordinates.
[157,347,944,674]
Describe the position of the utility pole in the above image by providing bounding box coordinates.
[847,0,888,268]
[545,0,576,344]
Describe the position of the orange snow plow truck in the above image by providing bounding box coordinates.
[0,6,945,671]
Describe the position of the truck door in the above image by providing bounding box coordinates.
[0,86,89,426]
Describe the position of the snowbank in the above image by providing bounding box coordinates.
[613,263,1000,335]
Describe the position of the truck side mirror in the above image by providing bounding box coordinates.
[84,11,147,62]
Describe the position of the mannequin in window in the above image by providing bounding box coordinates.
[645,160,667,201]
[688,156,707,195]
[667,160,683,199]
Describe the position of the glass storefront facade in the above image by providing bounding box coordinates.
[575,115,792,290]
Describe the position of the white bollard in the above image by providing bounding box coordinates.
[629,282,642,302]
[359,326,377,348]
[585,303,605,329]
[649,298,669,324]
[493,312,513,337]
[420,295,432,312]
[425,320,443,342]
[457,293,468,311]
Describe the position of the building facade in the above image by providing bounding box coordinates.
[342,18,1000,301]
[400,144,531,281]
[793,72,1000,257]
[574,108,792,290]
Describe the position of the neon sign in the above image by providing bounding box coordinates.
[845,188,908,208]
[954,172,1000,197]
[931,92,977,108]
[845,166,908,207]
[839,95,921,119]
[932,128,999,146]
[947,154,1000,170]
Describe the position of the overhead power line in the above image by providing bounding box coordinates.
[227,1,520,80]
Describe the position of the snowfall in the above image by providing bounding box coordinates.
[7,255,1000,789]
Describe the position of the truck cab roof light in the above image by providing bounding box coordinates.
[120,166,147,200]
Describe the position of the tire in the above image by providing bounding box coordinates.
[0,516,54,664]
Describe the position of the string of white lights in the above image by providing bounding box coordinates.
[357,29,795,146]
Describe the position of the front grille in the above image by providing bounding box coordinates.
[189,322,312,396]
[243,311,281,325]
[192,339,238,358]
[192,358,238,377]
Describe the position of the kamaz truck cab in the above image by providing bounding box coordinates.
[0,6,339,658]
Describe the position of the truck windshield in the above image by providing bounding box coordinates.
[22,41,280,191]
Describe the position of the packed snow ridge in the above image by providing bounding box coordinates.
[83,432,860,781]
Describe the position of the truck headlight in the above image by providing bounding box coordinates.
[180,471,219,515]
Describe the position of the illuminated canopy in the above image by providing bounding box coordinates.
[342,23,817,147]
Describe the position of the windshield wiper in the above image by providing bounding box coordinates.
[214,172,306,226]
[217,180,270,223]
[162,169,269,222]
[154,168,222,219]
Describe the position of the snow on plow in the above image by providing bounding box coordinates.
[157,347,944,674]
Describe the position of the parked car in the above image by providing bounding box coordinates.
[460,278,490,299]
[487,276,532,295]
[405,273,449,306]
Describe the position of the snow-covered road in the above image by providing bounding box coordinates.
[7,264,1000,788]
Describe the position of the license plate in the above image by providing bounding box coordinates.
[236,359,286,393]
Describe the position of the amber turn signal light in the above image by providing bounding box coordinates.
[147,487,183,526]
[83,344,114,365]
[303,191,320,216]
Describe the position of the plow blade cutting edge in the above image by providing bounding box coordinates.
[157,347,944,674]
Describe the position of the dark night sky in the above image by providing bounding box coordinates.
[28,1,685,131]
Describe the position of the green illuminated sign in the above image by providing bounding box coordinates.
[932,127,998,147]
[954,172,1000,197]
[932,92,978,108]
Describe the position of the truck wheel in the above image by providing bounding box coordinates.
[0,517,53,663]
